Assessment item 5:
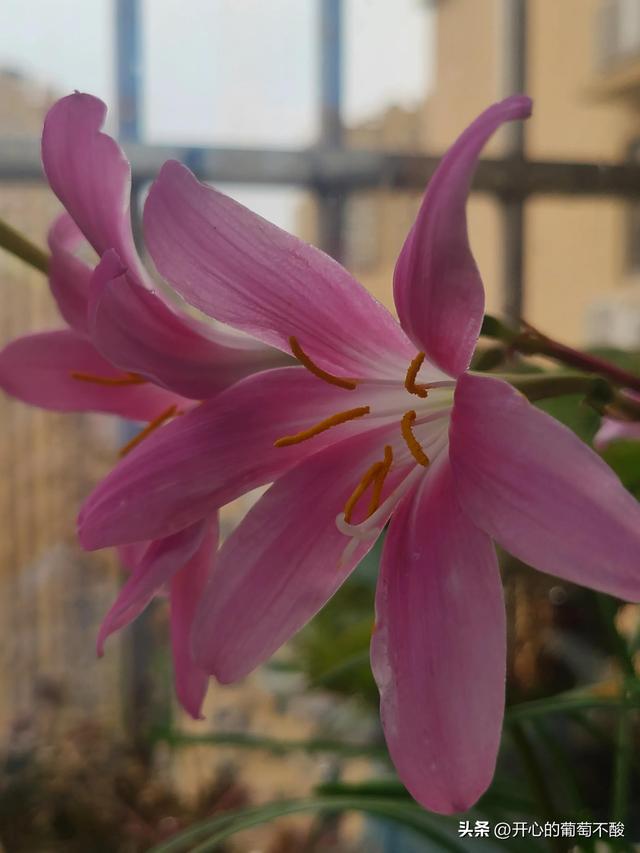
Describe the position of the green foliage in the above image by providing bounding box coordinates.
[535,392,601,443]
[600,440,640,499]
[149,792,540,853]
[587,347,640,376]
[288,536,383,706]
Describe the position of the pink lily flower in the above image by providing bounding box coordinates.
[0,93,283,718]
[77,95,640,811]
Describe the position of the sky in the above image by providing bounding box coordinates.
[0,0,432,227]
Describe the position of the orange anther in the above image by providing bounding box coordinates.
[344,444,394,524]
[400,410,430,467]
[274,406,370,448]
[71,370,147,387]
[404,352,429,398]
[290,336,357,390]
[118,405,178,457]
[367,444,393,515]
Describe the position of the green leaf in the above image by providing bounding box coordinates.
[506,690,627,722]
[535,393,601,443]
[306,647,372,689]
[600,440,640,498]
[481,313,517,343]
[316,778,409,799]
[288,542,382,705]
[587,347,640,376]
[152,728,386,759]
[149,796,480,853]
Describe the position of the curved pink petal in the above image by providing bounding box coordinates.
[47,213,92,334]
[393,96,532,377]
[450,372,640,600]
[97,520,208,656]
[170,515,218,718]
[78,367,400,550]
[89,250,287,399]
[0,329,183,420]
[193,423,412,682]
[42,93,143,276]
[371,457,504,814]
[143,161,414,379]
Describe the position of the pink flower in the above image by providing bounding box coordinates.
[77,95,640,811]
[0,93,282,718]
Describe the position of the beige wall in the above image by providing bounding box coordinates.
[423,0,640,343]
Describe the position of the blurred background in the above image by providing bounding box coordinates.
[2,1,640,850]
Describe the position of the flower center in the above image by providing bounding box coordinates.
[274,337,443,525]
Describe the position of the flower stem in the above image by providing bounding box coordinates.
[612,696,632,824]
[0,217,50,274]
[498,371,610,402]
[509,722,564,852]
[595,594,636,826]
[482,314,640,395]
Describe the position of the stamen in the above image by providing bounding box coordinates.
[367,445,393,515]
[118,405,178,457]
[343,460,384,524]
[290,336,357,390]
[400,410,430,466]
[71,370,147,387]
[404,352,429,398]
[274,406,369,447]
[344,444,394,524]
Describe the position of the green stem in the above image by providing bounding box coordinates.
[612,696,633,824]
[496,371,610,402]
[0,217,50,274]
[151,727,388,759]
[508,722,564,853]
[481,314,640,395]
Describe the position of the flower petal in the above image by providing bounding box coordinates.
[143,161,414,379]
[371,456,504,814]
[594,417,640,450]
[0,329,183,420]
[47,213,92,334]
[169,515,218,719]
[193,423,412,682]
[393,96,532,377]
[89,250,287,399]
[42,93,143,276]
[117,542,149,573]
[97,520,208,656]
[451,372,640,600]
[78,367,402,549]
